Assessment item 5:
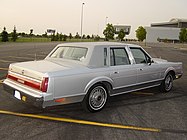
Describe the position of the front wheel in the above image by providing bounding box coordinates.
[160,73,173,92]
[82,84,108,112]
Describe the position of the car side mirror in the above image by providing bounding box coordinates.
[148,58,152,65]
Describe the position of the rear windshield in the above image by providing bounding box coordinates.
[50,46,87,61]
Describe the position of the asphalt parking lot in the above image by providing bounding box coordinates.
[0,42,187,140]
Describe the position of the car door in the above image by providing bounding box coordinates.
[130,47,161,87]
[109,47,137,95]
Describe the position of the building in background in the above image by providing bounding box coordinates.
[114,25,131,35]
[151,18,187,28]
[145,18,187,43]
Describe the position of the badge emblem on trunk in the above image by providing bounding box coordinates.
[22,70,24,75]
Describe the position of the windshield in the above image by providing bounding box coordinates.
[50,46,87,61]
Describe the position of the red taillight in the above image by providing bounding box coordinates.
[41,77,49,92]
[7,74,17,81]
[7,73,49,92]
[26,81,41,90]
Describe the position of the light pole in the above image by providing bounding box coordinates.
[80,3,85,39]
[105,16,108,25]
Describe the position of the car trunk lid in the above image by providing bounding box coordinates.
[6,60,71,92]
[9,60,70,80]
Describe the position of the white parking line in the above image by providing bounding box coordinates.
[9,56,34,60]
[180,48,187,50]
[0,59,15,63]
[26,54,46,57]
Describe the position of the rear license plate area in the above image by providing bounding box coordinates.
[14,90,21,100]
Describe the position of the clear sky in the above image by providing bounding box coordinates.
[1,0,187,38]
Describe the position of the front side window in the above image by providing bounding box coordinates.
[50,46,87,61]
[130,48,150,64]
[110,48,130,66]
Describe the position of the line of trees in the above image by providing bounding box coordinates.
[50,32,100,41]
[1,26,17,42]
[2,25,186,43]
[0,24,147,43]
[0,27,40,42]
[0,26,101,42]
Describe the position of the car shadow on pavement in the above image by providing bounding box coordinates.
[32,86,187,118]
[106,87,187,109]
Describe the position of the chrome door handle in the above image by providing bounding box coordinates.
[140,68,143,71]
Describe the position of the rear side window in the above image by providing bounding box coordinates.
[50,46,87,61]
[110,48,130,66]
[130,48,150,64]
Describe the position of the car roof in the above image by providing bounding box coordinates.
[56,42,141,48]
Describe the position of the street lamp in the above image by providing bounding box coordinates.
[80,3,85,39]
[105,16,108,25]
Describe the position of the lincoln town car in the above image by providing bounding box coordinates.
[3,42,183,112]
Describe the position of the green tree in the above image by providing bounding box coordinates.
[51,33,55,41]
[179,28,187,43]
[11,26,17,42]
[69,33,73,39]
[63,34,67,41]
[30,29,33,37]
[136,26,147,42]
[42,32,48,38]
[55,33,59,41]
[1,27,9,42]
[82,34,86,39]
[86,35,91,39]
[103,23,115,41]
[59,33,63,41]
[118,29,125,41]
[20,32,26,37]
[94,35,100,41]
[75,32,80,39]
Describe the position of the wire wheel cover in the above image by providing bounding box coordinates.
[165,74,173,91]
[89,86,107,110]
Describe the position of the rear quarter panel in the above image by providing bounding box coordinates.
[52,67,112,100]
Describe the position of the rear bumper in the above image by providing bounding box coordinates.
[3,78,85,108]
[3,81,85,108]
[3,83,43,108]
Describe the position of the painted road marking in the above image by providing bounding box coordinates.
[180,48,187,51]
[0,59,15,63]
[132,92,154,96]
[26,54,46,57]
[9,56,34,60]
[0,110,160,133]
[0,68,8,71]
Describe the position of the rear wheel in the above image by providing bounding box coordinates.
[160,73,173,92]
[82,84,108,112]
